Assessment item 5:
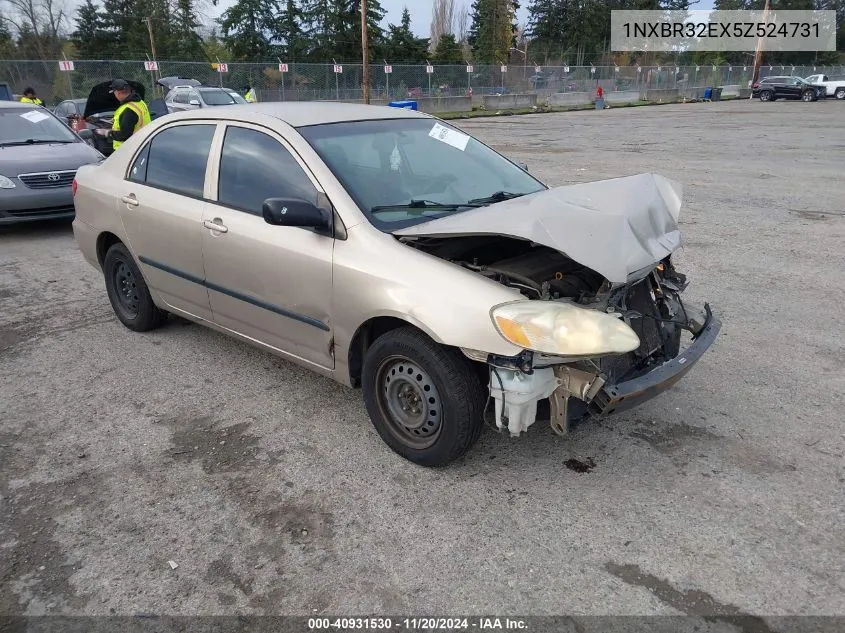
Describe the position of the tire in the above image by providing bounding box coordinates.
[835,88,845,100]
[361,327,486,466]
[801,90,815,102]
[759,90,773,102]
[103,242,166,332]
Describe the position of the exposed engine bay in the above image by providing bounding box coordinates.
[400,234,715,436]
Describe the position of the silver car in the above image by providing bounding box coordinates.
[72,103,720,466]
[164,85,247,112]
[0,101,102,224]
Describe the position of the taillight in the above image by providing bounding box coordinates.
[752,82,760,89]
[72,178,78,197]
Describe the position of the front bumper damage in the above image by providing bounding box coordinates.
[487,304,721,436]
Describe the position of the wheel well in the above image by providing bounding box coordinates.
[96,231,122,267]
[347,317,422,388]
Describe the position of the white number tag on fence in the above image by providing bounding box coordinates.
[384,65,392,74]
[466,65,473,73]
[217,63,228,73]
[334,64,342,73]
[500,65,507,73]
[58,60,74,71]
[144,61,158,71]
[279,63,288,72]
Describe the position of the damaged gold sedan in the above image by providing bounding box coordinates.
[71,103,720,466]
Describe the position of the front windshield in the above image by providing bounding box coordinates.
[0,108,77,145]
[200,89,246,105]
[299,118,546,230]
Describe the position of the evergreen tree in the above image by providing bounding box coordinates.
[172,0,205,60]
[217,0,281,60]
[72,0,109,59]
[384,8,430,62]
[276,0,308,61]
[469,0,518,63]
[101,0,150,58]
[432,32,464,63]
[0,17,17,58]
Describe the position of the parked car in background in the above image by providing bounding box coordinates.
[529,73,548,89]
[803,74,845,100]
[0,101,102,224]
[71,102,720,466]
[751,76,824,101]
[164,85,247,112]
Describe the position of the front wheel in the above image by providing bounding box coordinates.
[361,327,486,466]
[835,88,845,100]
[103,242,166,332]
[759,90,773,102]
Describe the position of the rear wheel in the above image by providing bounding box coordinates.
[103,243,166,332]
[362,327,486,466]
[835,88,845,100]
[759,90,773,102]
[801,90,815,102]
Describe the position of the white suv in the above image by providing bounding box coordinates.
[164,86,247,112]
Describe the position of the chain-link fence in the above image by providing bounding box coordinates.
[2,59,844,105]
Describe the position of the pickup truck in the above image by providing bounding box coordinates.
[804,74,845,100]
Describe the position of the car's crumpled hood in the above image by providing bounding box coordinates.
[394,172,683,284]
[0,142,102,176]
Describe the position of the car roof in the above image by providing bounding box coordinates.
[0,100,40,109]
[160,101,431,127]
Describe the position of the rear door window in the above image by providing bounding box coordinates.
[138,124,216,197]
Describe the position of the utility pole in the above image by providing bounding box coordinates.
[361,0,370,104]
[751,0,771,85]
[144,17,160,83]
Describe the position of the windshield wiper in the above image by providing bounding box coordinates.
[371,199,481,214]
[468,191,526,205]
[0,139,74,147]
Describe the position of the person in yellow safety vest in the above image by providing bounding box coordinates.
[19,87,44,106]
[95,79,151,154]
[244,85,257,103]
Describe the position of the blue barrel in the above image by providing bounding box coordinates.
[387,100,418,110]
[703,87,713,100]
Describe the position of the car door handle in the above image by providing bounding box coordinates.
[203,219,228,233]
[120,194,139,207]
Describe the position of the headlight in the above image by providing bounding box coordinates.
[491,301,641,357]
[0,175,15,189]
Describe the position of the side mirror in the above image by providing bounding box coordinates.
[77,128,93,140]
[189,99,200,106]
[262,198,331,233]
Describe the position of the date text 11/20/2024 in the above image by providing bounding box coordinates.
[308,617,528,630]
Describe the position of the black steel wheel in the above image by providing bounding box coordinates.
[103,242,166,331]
[375,355,443,450]
[362,327,486,466]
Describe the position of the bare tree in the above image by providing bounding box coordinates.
[430,0,455,50]
[455,3,469,44]
[1,0,68,59]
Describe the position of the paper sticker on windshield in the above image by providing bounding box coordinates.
[428,122,469,151]
[20,110,50,123]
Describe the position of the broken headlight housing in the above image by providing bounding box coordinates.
[491,301,641,357]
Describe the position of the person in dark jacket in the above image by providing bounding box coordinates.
[95,79,151,154]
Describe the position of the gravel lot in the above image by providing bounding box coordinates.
[1,99,844,619]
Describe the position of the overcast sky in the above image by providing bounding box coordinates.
[62,0,715,42]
